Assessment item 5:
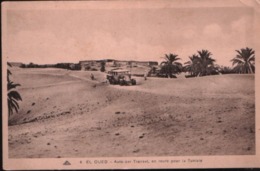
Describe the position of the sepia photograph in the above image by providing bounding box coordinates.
[2,0,260,169]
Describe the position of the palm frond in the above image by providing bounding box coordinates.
[160,61,167,66]
[8,69,12,76]
[7,63,22,117]
[8,99,19,116]
[8,82,21,91]
[248,55,255,62]
[8,91,22,101]
[232,47,255,74]
[173,61,182,65]
[7,62,12,67]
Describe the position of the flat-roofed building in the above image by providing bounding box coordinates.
[9,62,23,67]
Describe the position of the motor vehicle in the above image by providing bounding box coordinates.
[106,69,136,86]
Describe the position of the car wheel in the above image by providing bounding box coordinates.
[131,79,136,85]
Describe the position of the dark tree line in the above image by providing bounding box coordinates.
[21,62,81,70]
[159,47,255,78]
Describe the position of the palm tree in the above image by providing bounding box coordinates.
[184,50,216,77]
[231,47,255,74]
[7,62,22,117]
[183,54,200,76]
[197,50,216,76]
[160,53,182,78]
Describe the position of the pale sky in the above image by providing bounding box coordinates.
[2,0,258,66]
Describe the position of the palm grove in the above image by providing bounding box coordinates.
[160,47,255,78]
[7,47,255,119]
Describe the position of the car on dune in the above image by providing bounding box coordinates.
[106,69,136,86]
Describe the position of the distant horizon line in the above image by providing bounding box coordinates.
[8,58,160,64]
[7,59,234,68]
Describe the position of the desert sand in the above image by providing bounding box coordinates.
[8,68,255,158]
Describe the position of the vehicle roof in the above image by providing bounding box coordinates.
[109,69,130,73]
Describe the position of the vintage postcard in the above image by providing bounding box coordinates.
[2,0,260,169]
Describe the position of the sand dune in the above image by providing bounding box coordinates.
[8,68,255,158]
